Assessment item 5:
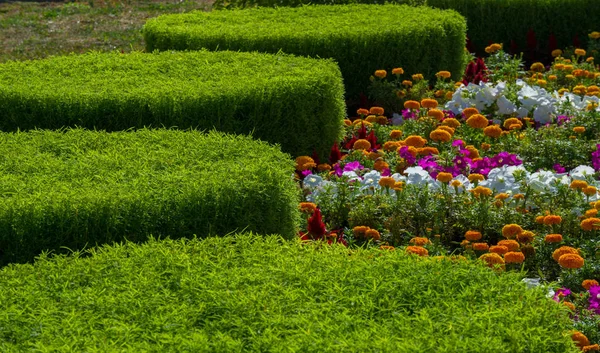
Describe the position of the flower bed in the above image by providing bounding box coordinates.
[0,234,578,352]
[0,129,300,266]
[296,40,600,348]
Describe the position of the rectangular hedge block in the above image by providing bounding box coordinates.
[425,0,600,59]
[143,4,467,100]
[0,234,578,352]
[0,50,345,159]
[0,129,301,266]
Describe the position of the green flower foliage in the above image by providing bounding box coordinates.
[0,50,345,158]
[0,234,578,352]
[0,129,301,266]
[143,4,467,100]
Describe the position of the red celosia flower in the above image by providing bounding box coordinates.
[307,208,326,239]
[329,142,342,165]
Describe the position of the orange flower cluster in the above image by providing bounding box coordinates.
[352,226,381,241]
[406,245,428,257]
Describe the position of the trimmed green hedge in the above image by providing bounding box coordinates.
[210,0,599,60]
[143,4,468,99]
[0,129,300,266]
[0,234,577,352]
[0,50,345,158]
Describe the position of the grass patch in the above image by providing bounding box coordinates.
[0,129,300,266]
[0,234,577,352]
[0,0,212,63]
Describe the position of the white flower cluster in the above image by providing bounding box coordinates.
[302,165,599,203]
[444,79,600,124]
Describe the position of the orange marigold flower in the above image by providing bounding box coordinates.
[317,163,332,172]
[480,142,491,151]
[501,224,523,239]
[543,215,562,225]
[352,226,369,239]
[374,70,387,79]
[369,106,384,115]
[575,48,587,56]
[573,126,586,134]
[392,67,404,75]
[559,253,585,269]
[376,115,388,125]
[427,108,444,121]
[563,301,576,311]
[585,209,598,218]
[572,331,591,348]
[470,186,492,197]
[295,156,316,171]
[583,186,598,196]
[465,230,482,241]
[404,100,421,110]
[421,98,438,109]
[404,135,427,148]
[583,344,600,352]
[503,118,523,130]
[393,181,405,191]
[442,118,461,128]
[544,233,563,243]
[552,246,579,261]
[551,49,563,57]
[530,62,545,72]
[535,215,545,224]
[402,80,413,87]
[365,115,377,123]
[412,73,424,81]
[436,71,451,79]
[479,253,505,269]
[495,193,510,201]
[581,217,600,231]
[365,229,381,240]
[353,139,371,151]
[513,194,525,200]
[406,246,428,257]
[466,145,479,159]
[409,237,431,246]
[389,130,403,140]
[468,173,485,183]
[436,172,453,183]
[497,239,520,252]
[489,245,509,255]
[504,251,525,263]
[378,176,396,188]
[299,202,317,213]
[517,231,535,244]
[367,151,383,160]
[462,107,479,119]
[356,108,370,116]
[583,279,600,290]
[373,159,389,172]
[450,179,462,188]
[383,141,399,152]
[429,129,452,143]
[483,125,503,138]
[418,147,439,156]
[466,114,489,129]
[472,242,489,251]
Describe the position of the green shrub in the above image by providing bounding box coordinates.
[211,0,600,61]
[0,50,345,158]
[425,0,600,59]
[0,234,577,352]
[0,129,300,266]
[143,4,468,100]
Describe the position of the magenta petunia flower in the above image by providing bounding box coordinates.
[589,285,600,314]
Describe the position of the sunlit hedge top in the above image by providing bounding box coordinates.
[143,4,467,99]
[0,50,345,158]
